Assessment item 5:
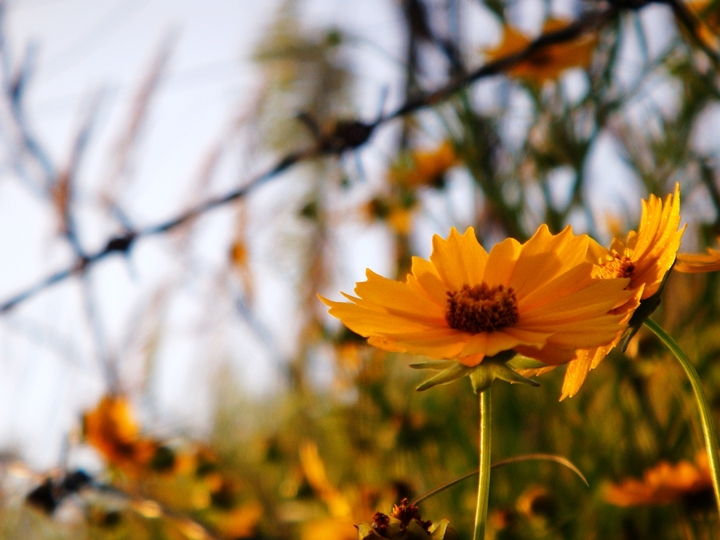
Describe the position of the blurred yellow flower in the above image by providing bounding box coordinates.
[302,518,356,540]
[485,19,598,84]
[211,502,263,539]
[321,225,633,367]
[605,453,712,507]
[362,195,417,235]
[387,207,414,236]
[675,240,720,273]
[389,141,457,188]
[82,395,157,475]
[685,0,720,50]
[299,440,352,518]
[516,485,556,520]
[560,184,684,399]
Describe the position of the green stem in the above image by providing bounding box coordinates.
[473,388,492,540]
[644,318,720,517]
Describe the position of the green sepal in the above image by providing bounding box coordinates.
[621,290,661,351]
[400,519,432,540]
[358,523,384,540]
[416,363,476,391]
[409,361,455,371]
[506,355,546,370]
[429,519,460,540]
[469,361,540,394]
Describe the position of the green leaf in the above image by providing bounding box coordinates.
[416,363,476,391]
[491,362,541,387]
[491,453,589,486]
[645,317,720,517]
[403,519,432,540]
[469,361,540,394]
[409,361,454,371]
[357,523,384,540]
[468,365,493,393]
[506,355,546,370]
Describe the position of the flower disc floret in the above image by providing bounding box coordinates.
[597,249,635,279]
[446,284,519,333]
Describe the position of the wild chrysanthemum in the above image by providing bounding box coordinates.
[685,0,720,51]
[605,453,712,507]
[321,225,633,368]
[559,184,685,399]
[485,19,598,84]
[388,141,457,189]
[82,395,158,474]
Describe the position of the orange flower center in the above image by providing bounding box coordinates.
[445,283,519,333]
[598,250,635,279]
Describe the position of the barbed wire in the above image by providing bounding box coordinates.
[0,0,705,313]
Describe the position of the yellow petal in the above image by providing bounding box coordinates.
[510,225,590,300]
[676,247,720,273]
[410,256,449,305]
[320,296,434,335]
[559,345,611,400]
[482,237,521,286]
[430,227,488,290]
[520,263,630,316]
[514,343,577,365]
[484,331,526,358]
[623,184,684,298]
[458,332,489,358]
[354,270,445,321]
[370,328,468,358]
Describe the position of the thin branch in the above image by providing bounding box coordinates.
[80,273,119,393]
[1,0,682,314]
[6,42,56,192]
[384,5,617,121]
[54,92,103,257]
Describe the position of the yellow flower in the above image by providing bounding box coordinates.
[362,195,417,235]
[485,19,598,84]
[675,239,720,273]
[210,502,263,539]
[605,453,712,507]
[321,225,633,368]
[685,0,720,50]
[559,184,685,399]
[302,518,357,540]
[82,395,158,475]
[516,486,556,521]
[299,440,352,518]
[594,184,684,299]
[389,141,457,188]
